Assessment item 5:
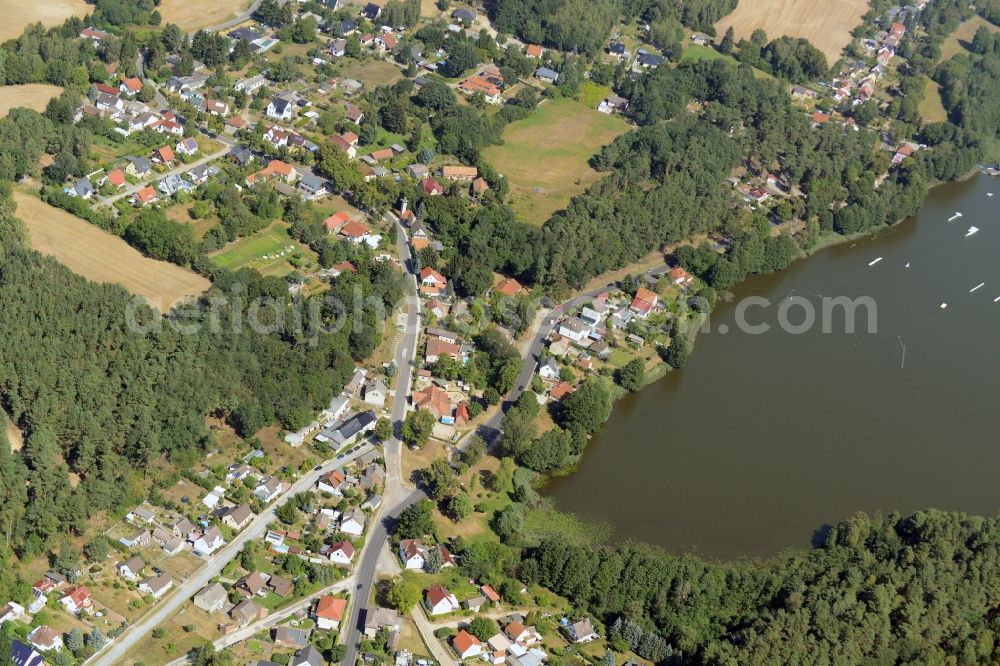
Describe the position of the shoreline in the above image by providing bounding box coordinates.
[533,170,987,558]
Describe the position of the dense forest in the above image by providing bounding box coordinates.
[524,509,1000,664]
[0,177,405,562]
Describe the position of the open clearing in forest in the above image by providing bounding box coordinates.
[0,84,64,117]
[483,97,629,226]
[715,0,870,64]
[157,0,249,31]
[0,0,90,43]
[940,16,1000,60]
[210,220,316,277]
[3,412,23,451]
[14,191,210,313]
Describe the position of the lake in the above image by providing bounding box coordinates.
[545,174,1000,560]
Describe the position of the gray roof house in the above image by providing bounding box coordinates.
[67,177,94,199]
[193,582,228,613]
[316,410,377,447]
[159,173,196,196]
[290,645,325,666]
[535,67,560,83]
[298,173,328,198]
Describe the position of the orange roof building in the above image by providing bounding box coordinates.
[413,385,451,419]
[324,211,352,232]
[106,168,126,187]
[494,277,524,297]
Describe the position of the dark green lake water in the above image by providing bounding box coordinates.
[546,175,1000,560]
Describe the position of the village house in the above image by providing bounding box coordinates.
[598,95,629,114]
[327,540,355,566]
[193,525,225,556]
[419,266,448,296]
[339,219,373,244]
[340,506,366,536]
[630,287,658,318]
[0,602,25,625]
[538,358,561,381]
[254,477,285,504]
[525,44,543,58]
[315,595,348,630]
[298,173,329,199]
[194,583,228,613]
[453,629,483,659]
[364,607,402,639]
[247,159,298,185]
[441,165,478,181]
[221,503,255,530]
[274,627,311,650]
[315,410,376,447]
[565,618,598,643]
[235,571,269,599]
[176,137,198,156]
[535,67,560,83]
[421,177,445,195]
[139,573,173,599]
[267,96,294,121]
[119,529,151,548]
[345,104,364,124]
[425,336,460,363]
[27,626,63,653]
[59,586,93,615]
[120,77,142,96]
[229,599,268,627]
[505,620,542,646]
[317,469,348,496]
[80,26,108,43]
[459,77,502,104]
[413,384,452,420]
[425,586,459,615]
[11,640,42,666]
[116,555,145,581]
[363,379,388,407]
[557,316,589,343]
[172,516,196,540]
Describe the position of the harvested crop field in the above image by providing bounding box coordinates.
[157,0,249,31]
[14,191,210,313]
[0,84,64,117]
[0,0,90,42]
[715,0,869,64]
[483,97,629,226]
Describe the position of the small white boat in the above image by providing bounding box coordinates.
[905,262,910,268]
[868,257,883,267]
[966,226,979,237]
[988,193,995,197]
[948,212,963,221]
[941,303,948,309]
[970,282,985,293]
[994,296,1000,303]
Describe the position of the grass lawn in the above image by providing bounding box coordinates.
[940,16,1000,61]
[91,135,150,170]
[339,59,404,87]
[681,44,737,64]
[919,77,949,123]
[482,97,629,226]
[210,221,317,277]
[576,81,610,109]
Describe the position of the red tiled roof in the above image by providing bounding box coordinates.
[316,595,347,620]
[107,168,125,187]
[324,211,351,231]
[339,220,371,238]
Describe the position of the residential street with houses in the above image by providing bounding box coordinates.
[89,442,379,666]
[97,137,235,207]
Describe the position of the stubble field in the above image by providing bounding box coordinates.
[715,0,870,64]
[0,0,90,42]
[14,191,210,313]
[156,0,250,31]
[0,84,64,116]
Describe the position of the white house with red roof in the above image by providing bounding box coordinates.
[315,595,347,630]
[630,286,658,318]
[453,629,483,659]
[59,586,94,615]
[425,585,459,615]
[419,267,447,296]
[327,540,355,566]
